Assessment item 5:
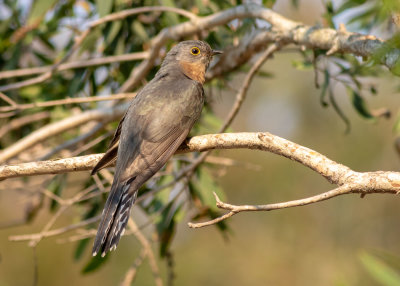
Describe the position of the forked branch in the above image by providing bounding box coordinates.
[1,132,399,228]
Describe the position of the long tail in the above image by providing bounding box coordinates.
[92,180,137,257]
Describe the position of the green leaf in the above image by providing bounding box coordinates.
[330,88,350,133]
[96,0,113,17]
[192,168,225,211]
[28,0,58,25]
[131,20,149,43]
[291,0,299,8]
[156,201,182,257]
[19,86,42,100]
[360,251,400,286]
[390,57,400,76]
[195,108,227,134]
[51,105,72,121]
[336,0,367,14]
[161,0,179,26]
[79,29,102,55]
[323,1,335,28]
[319,69,330,107]
[82,252,110,274]
[371,250,400,273]
[394,113,400,134]
[256,70,274,78]
[195,0,210,14]
[349,89,375,120]
[370,85,377,95]
[74,238,90,261]
[105,21,122,46]
[47,175,66,211]
[292,59,313,71]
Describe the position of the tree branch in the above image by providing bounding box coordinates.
[0,103,128,163]
[0,52,148,80]
[121,3,400,92]
[0,93,135,113]
[188,186,353,228]
[3,132,399,228]
[1,132,399,190]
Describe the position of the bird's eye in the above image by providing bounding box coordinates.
[190,47,201,56]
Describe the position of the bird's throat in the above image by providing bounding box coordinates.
[179,61,206,84]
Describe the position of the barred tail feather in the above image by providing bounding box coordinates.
[92,180,137,257]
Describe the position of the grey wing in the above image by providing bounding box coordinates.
[91,114,125,175]
[118,115,196,186]
[117,80,204,185]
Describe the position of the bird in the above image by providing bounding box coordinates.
[91,40,222,257]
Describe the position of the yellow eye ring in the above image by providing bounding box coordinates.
[190,47,201,56]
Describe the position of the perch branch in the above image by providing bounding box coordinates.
[0,132,400,185]
[1,132,399,190]
[4,132,400,232]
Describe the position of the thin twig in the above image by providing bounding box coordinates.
[188,186,352,228]
[0,93,135,113]
[28,205,68,247]
[89,6,198,27]
[219,42,281,132]
[0,52,148,80]
[165,251,175,286]
[128,219,163,286]
[32,246,38,286]
[9,181,104,244]
[0,103,128,163]
[9,215,101,242]
[70,130,113,157]
[0,111,51,138]
[0,91,17,106]
[120,249,147,286]
[39,122,105,160]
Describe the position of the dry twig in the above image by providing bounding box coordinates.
[0,53,148,80]
[127,219,163,286]
[0,93,135,113]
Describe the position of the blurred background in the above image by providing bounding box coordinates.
[1,0,400,285]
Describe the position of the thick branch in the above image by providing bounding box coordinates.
[1,132,399,191]
[122,4,400,92]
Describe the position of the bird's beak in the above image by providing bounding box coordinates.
[212,50,223,56]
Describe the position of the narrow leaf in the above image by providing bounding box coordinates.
[360,251,400,286]
[349,89,375,120]
[82,252,110,274]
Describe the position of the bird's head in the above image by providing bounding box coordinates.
[162,40,222,83]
